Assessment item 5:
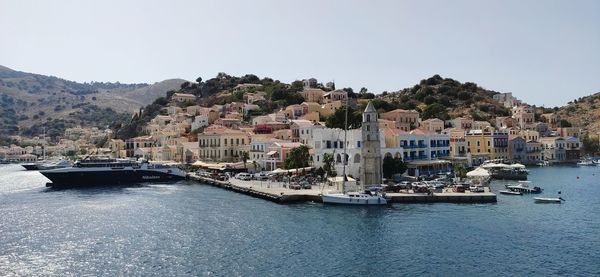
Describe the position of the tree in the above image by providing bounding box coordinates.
[382,156,407,179]
[196,77,203,83]
[315,167,325,180]
[322,153,336,177]
[423,95,436,105]
[252,160,259,172]
[324,106,362,129]
[559,119,573,127]
[284,145,311,169]
[241,151,249,169]
[342,87,356,98]
[582,134,600,155]
[421,103,449,120]
[454,164,467,178]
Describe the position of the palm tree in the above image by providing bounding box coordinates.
[323,153,336,177]
[242,151,249,169]
[252,160,258,172]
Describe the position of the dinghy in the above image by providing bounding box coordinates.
[534,197,565,203]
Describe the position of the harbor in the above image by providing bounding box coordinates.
[0,164,597,276]
[188,173,497,204]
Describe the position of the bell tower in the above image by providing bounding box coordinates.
[360,101,382,187]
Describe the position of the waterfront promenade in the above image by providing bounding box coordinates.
[188,173,497,204]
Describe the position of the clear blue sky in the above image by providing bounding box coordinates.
[1,0,599,107]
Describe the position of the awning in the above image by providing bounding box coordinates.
[466,167,490,177]
[270,168,288,174]
[481,163,508,169]
[266,151,277,156]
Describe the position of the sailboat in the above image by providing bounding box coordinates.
[321,100,387,205]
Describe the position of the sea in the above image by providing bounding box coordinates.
[0,164,599,276]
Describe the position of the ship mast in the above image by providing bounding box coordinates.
[42,127,46,160]
[342,94,348,194]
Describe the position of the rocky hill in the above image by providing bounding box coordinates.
[115,73,514,139]
[0,65,185,138]
[375,75,511,121]
[556,93,600,133]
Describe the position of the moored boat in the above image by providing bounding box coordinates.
[499,190,522,195]
[21,162,42,170]
[577,159,595,166]
[534,197,564,203]
[40,157,186,187]
[505,181,542,194]
[321,190,388,205]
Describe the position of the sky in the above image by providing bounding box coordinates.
[1,0,599,107]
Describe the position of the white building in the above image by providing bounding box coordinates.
[191,115,209,131]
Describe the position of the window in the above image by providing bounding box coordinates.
[367,114,371,122]
[366,125,370,131]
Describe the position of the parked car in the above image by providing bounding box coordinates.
[289,183,302,190]
[253,172,269,180]
[236,173,253,180]
[300,181,311,189]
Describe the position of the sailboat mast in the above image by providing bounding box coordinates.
[42,127,46,160]
[342,95,348,193]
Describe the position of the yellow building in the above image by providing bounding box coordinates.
[465,130,510,162]
[380,109,420,131]
[198,126,251,162]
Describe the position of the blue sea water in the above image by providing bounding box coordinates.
[0,164,599,276]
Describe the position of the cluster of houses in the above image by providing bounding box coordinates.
[2,80,584,179]
[1,127,112,162]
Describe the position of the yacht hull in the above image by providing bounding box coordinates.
[21,163,40,170]
[322,193,388,205]
[41,169,186,187]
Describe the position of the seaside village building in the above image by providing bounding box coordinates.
[197,125,251,162]
[380,109,420,132]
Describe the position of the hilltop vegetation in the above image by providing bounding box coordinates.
[376,75,511,121]
[115,73,515,139]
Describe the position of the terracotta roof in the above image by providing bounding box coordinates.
[382,127,408,136]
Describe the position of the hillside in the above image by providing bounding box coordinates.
[556,93,600,133]
[115,73,307,139]
[0,65,185,138]
[115,73,512,139]
[376,75,511,122]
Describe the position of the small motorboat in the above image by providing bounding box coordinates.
[577,159,595,166]
[505,181,542,193]
[534,197,565,203]
[499,190,522,195]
